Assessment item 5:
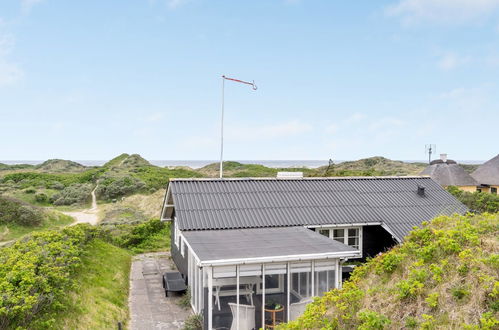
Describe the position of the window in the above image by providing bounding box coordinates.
[492,187,497,194]
[318,227,362,256]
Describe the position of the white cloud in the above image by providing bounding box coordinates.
[386,0,499,25]
[437,52,470,70]
[0,61,23,86]
[0,33,23,87]
[326,123,338,134]
[439,86,489,113]
[143,112,165,122]
[368,117,405,131]
[344,113,367,124]
[166,0,187,9]
[228,120,312,141]
[21,0,44,12]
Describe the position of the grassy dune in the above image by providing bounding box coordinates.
[51,239,132,329]
[281,213,499,329]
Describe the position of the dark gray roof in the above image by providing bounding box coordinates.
[169,177,467,242]
[420,161,478,187]
[471,154,499,186]
[182,226,359,264]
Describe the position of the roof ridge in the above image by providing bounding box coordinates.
[170,176,430,182]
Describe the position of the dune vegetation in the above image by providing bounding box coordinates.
[280,213,499,329]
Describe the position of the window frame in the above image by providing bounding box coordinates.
[317,226,362,258]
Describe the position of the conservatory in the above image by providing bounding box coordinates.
[181,226,360,329]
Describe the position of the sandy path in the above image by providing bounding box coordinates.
[63,187,100,225]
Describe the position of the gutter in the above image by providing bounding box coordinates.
[199,250,361,267]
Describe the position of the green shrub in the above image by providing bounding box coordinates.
[0,195,43,226]
[447,186,499,213]
[397,278,424,299]
[96,176,145,200]
[405,316,418,328]
[34,192,48,203]
[0,225,98,329]
[0,169,102,190]
[376,251,403,274]
[105,218,170,253]
[50,183,93,205]
[24,188,36,194]
[357,310,391,329]
[425,292,439,309]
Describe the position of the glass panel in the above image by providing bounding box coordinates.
[315,271,328,296]
[211,271,260,329]
[318,229,329,237]
[327,270,336,290]
[291,262,312,299]
[348,228,358,237]
[333,229,344,243]
[348,237,358,246]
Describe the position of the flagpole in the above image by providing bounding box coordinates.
[219,75,257,179]
[219,77,225,179]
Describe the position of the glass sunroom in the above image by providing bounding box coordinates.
[182,226,360,329]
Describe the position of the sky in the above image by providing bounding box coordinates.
[1,0,499,161]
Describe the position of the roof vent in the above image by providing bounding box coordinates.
[417,185,425,197]
[277,172,303,179]
[440,153,447,162]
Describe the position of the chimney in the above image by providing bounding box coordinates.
[417,185,425,197]
[440,153,447,162]
[277,172,303,179]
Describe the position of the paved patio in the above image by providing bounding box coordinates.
[129,252,191,330]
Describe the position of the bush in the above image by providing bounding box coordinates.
[50,183,93,205]
[34,192,48,203]
[104,218,170,253]
[0,195,43,226]
[357,310,391,329]
[447,186,499,213]
[96,176,145,200]
[0,225,98,329]
[425,292,439,309]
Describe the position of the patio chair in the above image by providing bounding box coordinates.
[289,298,313,321]
[228,303,255,330]
[162,272,187,297]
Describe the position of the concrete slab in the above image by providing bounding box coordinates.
[129,252,191,330]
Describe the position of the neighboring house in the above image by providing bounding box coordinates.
[471,154,499,194]
[160,176,466,329]
[420,154,478,192]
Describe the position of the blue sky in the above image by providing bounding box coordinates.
[1,0,499,161]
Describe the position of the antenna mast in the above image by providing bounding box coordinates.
[425,144,436,164]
